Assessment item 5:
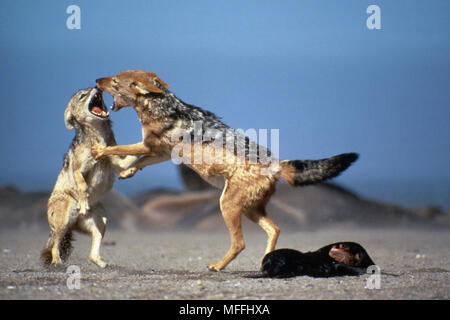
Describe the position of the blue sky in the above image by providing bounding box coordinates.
[1,0,449,209]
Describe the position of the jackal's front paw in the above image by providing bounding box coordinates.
[118,167,138,179]
[91,144,106,160]
[77,198,90,215]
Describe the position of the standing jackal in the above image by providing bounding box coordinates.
[92,70,358,271]
[41,88,138,268]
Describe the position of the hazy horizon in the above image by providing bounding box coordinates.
[1,0,449,210]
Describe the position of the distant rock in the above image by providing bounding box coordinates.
[0,185,21,197]
[0,186,139,229]
[136,182,450,231]
[179,164,214,191]
[1,182,449,231]
[0,187,49,228]
[132,188,181,207]
[138,190,220,229]
[101,191,140,229]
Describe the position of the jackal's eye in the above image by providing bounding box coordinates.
[80,93,87,99]
[112,78,118,84]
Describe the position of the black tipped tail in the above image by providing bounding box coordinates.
[59,230,74,262]
[40,246,53,267]
[280,153,358,186]
[40,230,74,267]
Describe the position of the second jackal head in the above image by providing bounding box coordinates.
[64,88,109,130]
[96,69,169,112]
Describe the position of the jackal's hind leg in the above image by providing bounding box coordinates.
[76,204,107,268]
[244,207,280,256]
[208,182,246,271]
[44,197,76,267]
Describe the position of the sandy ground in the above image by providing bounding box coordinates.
[0,227,449,300]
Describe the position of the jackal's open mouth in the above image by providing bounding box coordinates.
[89,90,109,118]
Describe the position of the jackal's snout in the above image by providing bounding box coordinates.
[95,77,111,91]
[95,76,124,111]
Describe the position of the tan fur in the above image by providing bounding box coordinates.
[93,70,348,271]
[42,88,139,268]
[279,160,297,186]
[92,71,281,271]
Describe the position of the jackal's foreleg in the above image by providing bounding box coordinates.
[92,142,150,160]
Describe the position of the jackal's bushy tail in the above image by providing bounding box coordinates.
[280,153,358,186]
[40,230,74,266]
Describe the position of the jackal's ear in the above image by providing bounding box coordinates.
[64,108,74,130]
[146,72,170,89]
[130,78,163,95]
